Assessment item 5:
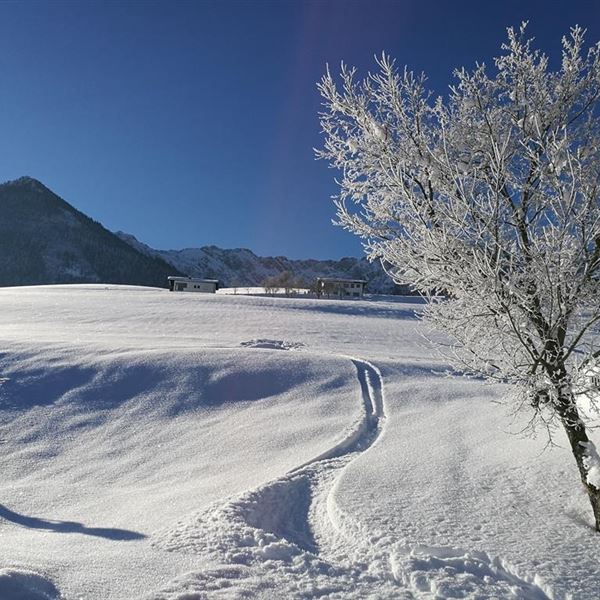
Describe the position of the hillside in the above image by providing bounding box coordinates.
[116,231,406,293]
[0,285,598,599]
[0,177,180,288]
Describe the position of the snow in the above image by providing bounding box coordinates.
[0,284,599,599]
[218,287,311,296]
[0,568,60,600]
[580,441,600,489]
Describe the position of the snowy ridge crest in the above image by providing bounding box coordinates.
[115,231,401,293]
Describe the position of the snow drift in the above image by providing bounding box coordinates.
[0,285,598,598]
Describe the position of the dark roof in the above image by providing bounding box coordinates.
[167,276,219,283]
[316,277,367,284]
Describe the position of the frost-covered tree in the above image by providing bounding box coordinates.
[317,24,600,530]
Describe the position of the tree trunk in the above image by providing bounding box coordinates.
[556,386,600,531]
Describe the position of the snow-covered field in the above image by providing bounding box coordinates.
[0,285,599,599]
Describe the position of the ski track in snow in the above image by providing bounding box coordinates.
[151,346,551,599]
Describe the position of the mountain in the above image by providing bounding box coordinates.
[0,175,404,293]
[115,231,408,294]
[0,177,181,288]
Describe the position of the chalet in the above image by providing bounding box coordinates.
[168,276,219,293]
[316,277,366,298]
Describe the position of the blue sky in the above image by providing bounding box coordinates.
[0,0,599,259]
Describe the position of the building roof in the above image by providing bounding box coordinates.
[167,276,219,283]
[316,277,367,284]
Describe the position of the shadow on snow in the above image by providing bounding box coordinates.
[0,504,146,540]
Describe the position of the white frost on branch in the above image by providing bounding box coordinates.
[317,24,600,433]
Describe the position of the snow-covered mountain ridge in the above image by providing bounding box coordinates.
[115,231,404,293]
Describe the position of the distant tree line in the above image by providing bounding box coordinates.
[261,271,311,296]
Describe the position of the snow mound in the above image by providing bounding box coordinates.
[152,472,312,563]
[240,339,305,350]
[0,342,359,600]
[150,458,409,599]
[150,465,408,598]
[1,287,599,598]
[150,358,401,598]
[394,545,550,599]
[149,562,408,600]
[0,569,61,600]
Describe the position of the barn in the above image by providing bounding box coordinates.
[316,277,366,298]
[168,276,219,293]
